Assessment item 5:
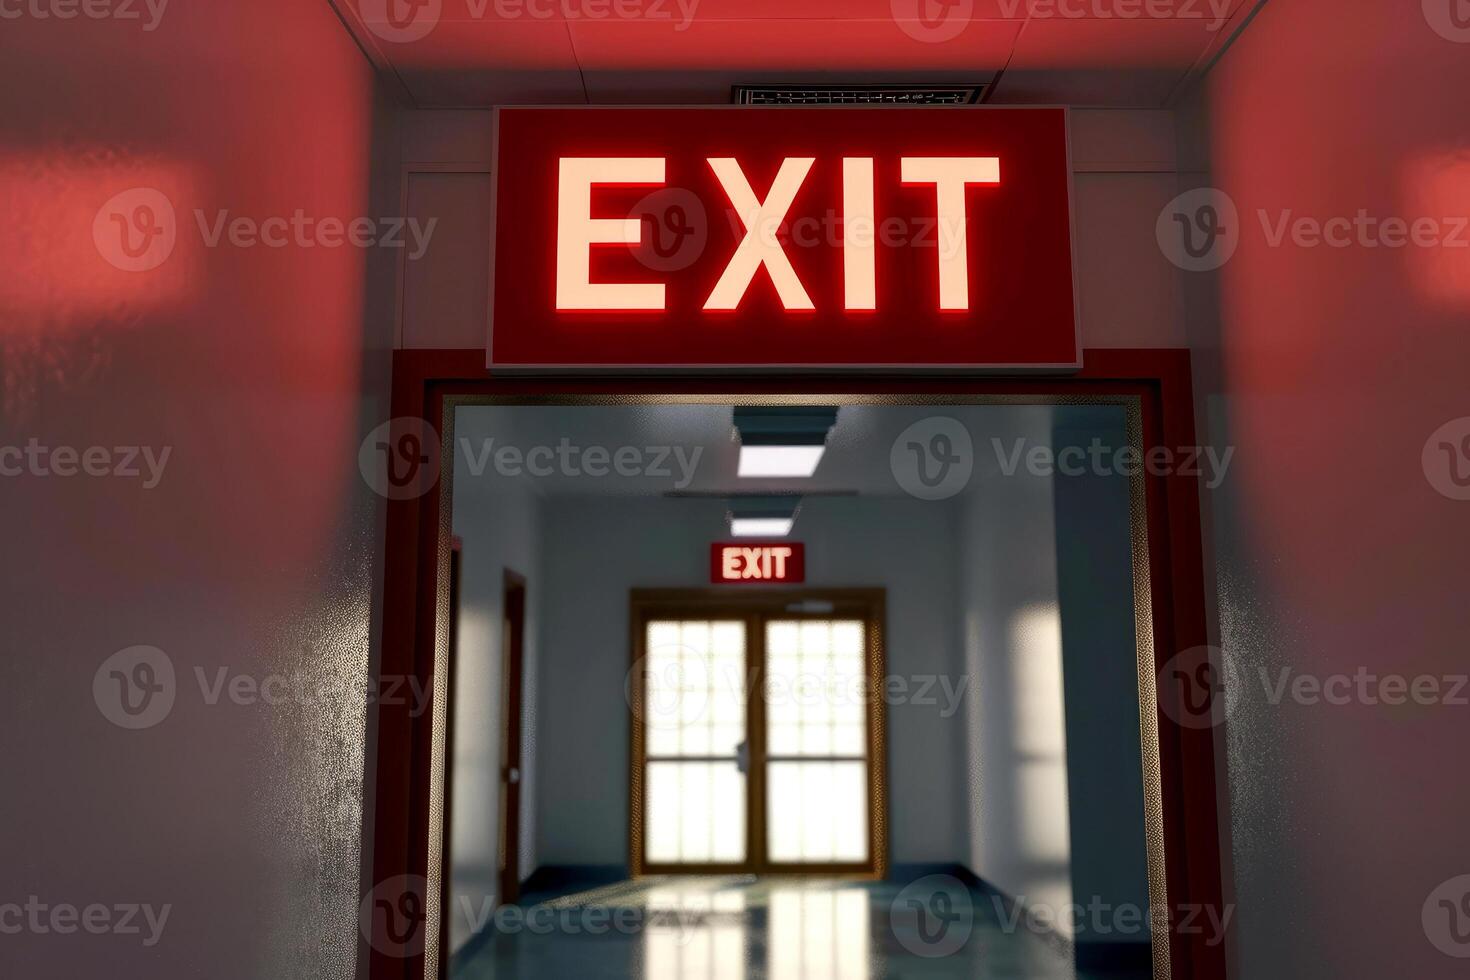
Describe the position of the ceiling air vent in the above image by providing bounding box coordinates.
[733,84,985,106]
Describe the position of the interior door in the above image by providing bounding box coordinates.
[631,591,886,877]
[498,570,526,903]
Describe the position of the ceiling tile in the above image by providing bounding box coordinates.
[568,17,1022,71]
[376,19,587,105]
[1009,15,1232,69]
[996,17,1226,106]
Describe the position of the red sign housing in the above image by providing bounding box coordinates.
[711,543,806,584]
[489,106,1079,372]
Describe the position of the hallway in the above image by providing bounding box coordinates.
[452,877,1146,980]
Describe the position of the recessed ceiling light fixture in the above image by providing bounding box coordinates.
[733,407,838,478]
[727,496,802,538]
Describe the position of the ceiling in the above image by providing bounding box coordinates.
[451,403,1124,499]
[335,0,1262,108]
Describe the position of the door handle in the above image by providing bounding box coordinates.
[735,741,749,775]
[506,767,521,785]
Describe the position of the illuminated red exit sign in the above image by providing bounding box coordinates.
[489,106,1079,373]
[711,543,806,584]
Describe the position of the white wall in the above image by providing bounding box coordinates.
[0,6,398,980]
[957,419,1075,938]
[533,494,969,869]
[448,447,542,952]
[1052,410,1152,951]
[957,410,1155,948]
[1180,3,1470,977]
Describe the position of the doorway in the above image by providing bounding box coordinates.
[629,590,887,877]
[368,348,1228,980]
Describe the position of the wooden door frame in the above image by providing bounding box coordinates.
[364,347,1230,980]
[498,569,527,905]
[628,588,889,879]
[436,539,462,973]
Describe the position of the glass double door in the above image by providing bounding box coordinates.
[631,592,885,876]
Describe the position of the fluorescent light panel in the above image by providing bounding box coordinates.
[727,494,801,538]
[731,517,795,538]
[732,407,838,480]
[737,444,826,478]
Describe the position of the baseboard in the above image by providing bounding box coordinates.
[449,921,496,972]
[967,873,1076,960]
[887,862,982,886]
[1075,939,1154,972]
[450,864,631,970]
[519,864,630,897]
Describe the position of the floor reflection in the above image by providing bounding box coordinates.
[643,881,747,980]
[451,876,1150,980]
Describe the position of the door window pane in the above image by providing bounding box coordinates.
[765,618,870,865]
[644,620,747,864]
[767,761,868,863]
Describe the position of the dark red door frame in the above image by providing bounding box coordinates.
[363,347,1228,980]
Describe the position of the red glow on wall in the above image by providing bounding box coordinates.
[1402,151,1470,309]
[0,156,201,327]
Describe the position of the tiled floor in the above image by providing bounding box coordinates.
[451,876,1152,979]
